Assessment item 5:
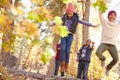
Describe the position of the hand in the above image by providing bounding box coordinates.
[57,48,60,50]
[92,24,100,28]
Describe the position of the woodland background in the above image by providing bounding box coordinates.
[0,0,120,80]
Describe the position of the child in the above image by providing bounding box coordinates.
[96,10,120,76]
[54,44,64,76]
[77,39,94,80]
[60,3,99,73]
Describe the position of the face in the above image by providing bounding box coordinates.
[108,13,116,22]
[67,11,74,18]
[86,39,91,46]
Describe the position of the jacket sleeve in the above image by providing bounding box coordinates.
[99,11,106,27]
[78,19,92,26]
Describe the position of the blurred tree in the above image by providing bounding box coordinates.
[44,0,66,51]
[81,0,90,45]
[0,0,19,67]
[44,0,66,17]
[44,0,67,75]
[1,0,119,79]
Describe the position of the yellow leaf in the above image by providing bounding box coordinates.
[31,0,43,5]
[16,7,24,15]
[40,0,43,5]
[0,0,10,7]
[0,15,7,25]
[31,0,38,4]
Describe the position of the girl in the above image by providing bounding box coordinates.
[54,44,64,76]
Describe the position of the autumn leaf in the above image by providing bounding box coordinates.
[99,1,107,13]
[62,0,71,4]
[16,7,24,15]
[0,15,7,25]
[92,0,107,13]
[2,42,11,53]
[54,16,62,25]
[32,38,40,45]
[14,26,26,37]
[54,16,68,37]
[37,14,45,22]
[40,0,43,5]
[0,0,10,8]
[59,26,68,37]
[31,0,38,4]
[40,48,51,64]
[44,37,53,44]
[28,11,38,21]
[31,0,43,5]
[25,22,40,38]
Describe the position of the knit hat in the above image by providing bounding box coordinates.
[66,3,75,13]
[108,10,117,18]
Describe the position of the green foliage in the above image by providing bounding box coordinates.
[55,16,62,25]
[31,0,43,6]
[31,38,40,45]
[61,0,71,4]
[40,48,52,65]
[28,11,46,22]
[93,0,107,13]
[44,37,53,44]
[37,14,46,22]
[54,16,68,37]
[28,12,38,21]
[59,25,68,37]
[28,7,51,22]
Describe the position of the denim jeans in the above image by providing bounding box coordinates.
[60,34,73,63]
[54,60,60,75]
[54,60,64,76]
[77,61,89,80]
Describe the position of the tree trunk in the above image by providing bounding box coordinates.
[52,33,60,51]
[75,28,79,53]
[82,0,90,45]
[0,0,18,68]
[47,34,60,75]
[1,21,17,68]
